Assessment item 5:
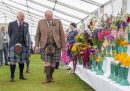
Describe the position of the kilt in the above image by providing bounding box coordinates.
[9,46,28,63]
[41,48,61,62]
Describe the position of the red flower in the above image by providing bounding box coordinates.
[127,17,130,23]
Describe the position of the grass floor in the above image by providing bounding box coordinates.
[0,55,94,91]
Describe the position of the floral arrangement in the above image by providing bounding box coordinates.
[115,38,129,46]
[122,56,130,67]
[114,53,130,67]
[71,43,82,53]
[104,16,112,29]
[111,16,124,30]
[75,33,86,43]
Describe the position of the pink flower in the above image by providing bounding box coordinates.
[61,50,70,64]
[117,30,128,39]
[111,30,117,38]
[104,29,111,36]
[98,31,105,41]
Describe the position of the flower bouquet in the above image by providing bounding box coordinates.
[112,52,130,86]
[119,56,130,86]
[75,33,86,43]
[91,30,102,49]
[71,43,82,72]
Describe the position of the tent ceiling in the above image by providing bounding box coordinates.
[0,0,110,29]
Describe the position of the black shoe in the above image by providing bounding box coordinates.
[20,77,27,80]
[10,78,15,82]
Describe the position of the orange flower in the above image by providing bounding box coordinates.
[114,54,120,61]
[123,56,130,67]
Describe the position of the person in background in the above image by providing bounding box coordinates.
[25,40,32,73]
[66,23,78,61]
[1,26,9,65]
[8,11,31,82]
[35,10,65,83]
[66,23,78,71]
[0,28,3,66]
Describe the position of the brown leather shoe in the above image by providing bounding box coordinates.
[42,66,51,83]
[50,66,55,82]
[42,79,51,83]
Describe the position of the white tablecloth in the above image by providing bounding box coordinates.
[68,60,130,91]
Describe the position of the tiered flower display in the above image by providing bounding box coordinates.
[69,13,130,86]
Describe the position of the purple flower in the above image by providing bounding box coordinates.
[117,24,121,29]
[122,22,127,27]
[89,49,95,53]
[106,35,114,41]
[92,29,99,37]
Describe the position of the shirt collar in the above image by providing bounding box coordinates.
[47,20,52,24]
[17,20,23,25]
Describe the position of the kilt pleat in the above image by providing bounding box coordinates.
[41,48,61,62]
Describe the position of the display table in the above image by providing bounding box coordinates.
[68,59,130,91]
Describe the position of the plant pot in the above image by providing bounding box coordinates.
[120,67,130,86]
[79,58,82,65]
[117,46,122,53]
[96,61,103,75]
[116,66,123,83]
[108,63,115,79]
[128,32,130,43]
[107,46,111,57]
[91,60,97,71]
[123,46,127,53]
[111,64,119,81]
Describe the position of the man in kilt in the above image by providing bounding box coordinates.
[35,10,65,83]
[8,11,31,82]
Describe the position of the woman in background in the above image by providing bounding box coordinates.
[67,23,78,60]
[66,23,78,71]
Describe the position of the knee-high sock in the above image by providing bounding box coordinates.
[10,64,16,78]
[50,66,55,79]
[19,63,24,77]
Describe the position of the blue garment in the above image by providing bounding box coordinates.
[17,24,25,45]
[8,20,31,48]
[67,30,78,44]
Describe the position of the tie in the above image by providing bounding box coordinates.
[19,22,22,29]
